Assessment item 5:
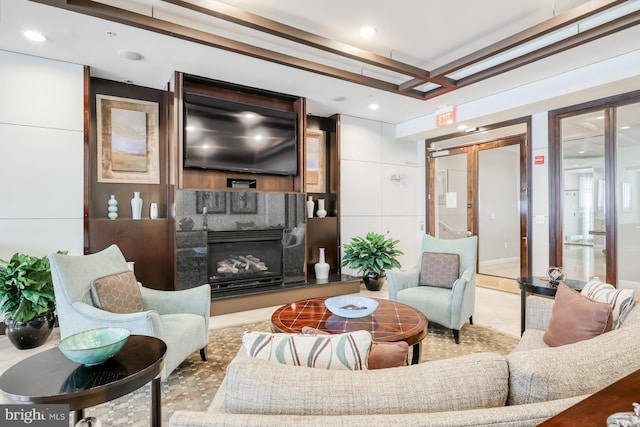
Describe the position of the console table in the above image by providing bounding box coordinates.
[517,276,585,335]
[0,335,166,426]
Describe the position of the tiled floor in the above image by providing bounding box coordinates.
[0,284,520,404]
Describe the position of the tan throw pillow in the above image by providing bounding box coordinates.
[543,283,612,347]
[301,326,408,369]
[580,278,635,329]
[419,252,459,288]
[243,330,371,370]
[90,270,144,314]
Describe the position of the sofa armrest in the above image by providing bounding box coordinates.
[70,301,162,337]
[386,265,419,300]
[525,295,554,331]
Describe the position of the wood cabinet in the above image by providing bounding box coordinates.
[305,115,341,278]
[85,75,174,290]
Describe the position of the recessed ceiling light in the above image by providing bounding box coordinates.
[118,50,143,61]
[368,103,380,110]
[330,96,346,102]
[360,26,376,38]
[457,125,468,131]
[23,31,46,42]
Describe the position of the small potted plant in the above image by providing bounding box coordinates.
[0,252,63,349]
[341,232,403,291]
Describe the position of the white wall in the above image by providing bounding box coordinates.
[339,115,425,273]
[0,51,84,259]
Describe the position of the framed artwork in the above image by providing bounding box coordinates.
[196,191,227,214]
[96,94,160,184]
[230,192,258,214]
[306,130,326,193]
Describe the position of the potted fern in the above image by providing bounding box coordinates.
[0,252,63,349]
[341,232,403,291]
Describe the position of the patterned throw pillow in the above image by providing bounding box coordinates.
[301,326,409,369]
[543,283,612,347]
[90,270,144,314]
[419,252,460,288]
[242,330,372,370]
[580,278,635,329]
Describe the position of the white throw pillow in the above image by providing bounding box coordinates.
[242,330,371,370]
[581,278,635,329]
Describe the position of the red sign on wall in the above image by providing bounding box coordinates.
[535,155,545,165]
[436,107,456,127]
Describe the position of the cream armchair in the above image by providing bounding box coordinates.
[386,234,478,344]
[48,245,210,380]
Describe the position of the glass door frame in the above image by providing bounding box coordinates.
[549,89,640,285]
[426,118,531,277]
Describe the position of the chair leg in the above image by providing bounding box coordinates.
[452,329,460,344]
[200,346,207,361]
[469,316,473,325]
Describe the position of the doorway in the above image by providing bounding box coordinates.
[427,121,530,290]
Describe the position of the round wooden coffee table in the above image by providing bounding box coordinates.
[0,335,166,426]
[271,297,428,364]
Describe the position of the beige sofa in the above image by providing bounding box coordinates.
[170,294,640,427]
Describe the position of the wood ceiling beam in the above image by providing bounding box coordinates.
[399,0,629,88]
[31,0,427,100]
[455,10,640,89]
[161,0,435,82]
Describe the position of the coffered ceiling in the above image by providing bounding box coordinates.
[2,0,640,129]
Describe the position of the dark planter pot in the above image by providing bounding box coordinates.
[363,272,386,291]
[5,311,56,350]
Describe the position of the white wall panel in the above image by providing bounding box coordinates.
[340,116,381,162]
[0,219,84,259]
[381,215,422,270]
[0,50,83,131]
[340,159,382,216]
[0,124,83,218]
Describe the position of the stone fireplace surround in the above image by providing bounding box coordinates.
[176,190,306,296]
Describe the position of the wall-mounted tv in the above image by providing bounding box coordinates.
[183,93,298,176]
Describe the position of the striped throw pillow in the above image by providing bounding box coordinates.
[581,278,635,329]
[242,330,372,370]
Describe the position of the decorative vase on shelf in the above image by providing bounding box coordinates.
[149,203,158,220]
[306,196,315,218]
[316,199,327,218]
[131,192,143,220]
[107,195,118,220]
[314,247,330,281]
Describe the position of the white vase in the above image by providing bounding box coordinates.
[314,247,330,280]
[149,202,158,220]
[107,195,118,220]
[306,196,314,218]
[316,199,327,218]
[131,192,143,220]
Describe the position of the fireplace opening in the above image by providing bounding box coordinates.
[207,229,284,296]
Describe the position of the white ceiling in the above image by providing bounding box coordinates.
[2,0,640,134]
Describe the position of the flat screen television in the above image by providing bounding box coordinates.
[183,93,298,176]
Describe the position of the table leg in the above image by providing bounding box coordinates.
[520,290,526,336]
[151,377,161,427]
[411,342,422,365]
[74,409,84,425]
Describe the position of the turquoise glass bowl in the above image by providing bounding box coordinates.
[58,327,130,366]
[325,296,379,318]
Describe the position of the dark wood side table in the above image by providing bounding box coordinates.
[517,276,586,335]
[0,335,166,426]
[271,297,428,364]
[538,368,640,426]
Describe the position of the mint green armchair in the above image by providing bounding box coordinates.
[387,234,478,344]
[48,245,210,380]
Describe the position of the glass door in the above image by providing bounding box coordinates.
[430,148,471,240]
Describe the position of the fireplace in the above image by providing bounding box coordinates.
[207,229,284,296]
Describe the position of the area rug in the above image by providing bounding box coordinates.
[83,321,519,426]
